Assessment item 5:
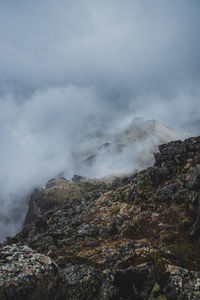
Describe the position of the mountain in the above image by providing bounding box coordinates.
[24,119,180,226]
[1,135,200,299]
[0,119,181,243]
[80,119,181,177]
[24,176,115,225]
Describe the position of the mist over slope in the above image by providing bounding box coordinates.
[79,119,180,178]
[0,0,200,240]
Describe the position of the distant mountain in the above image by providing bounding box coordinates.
[80,119,181,177]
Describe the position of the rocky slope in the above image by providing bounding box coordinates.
[1,136,200,299]
[24,176,115,225]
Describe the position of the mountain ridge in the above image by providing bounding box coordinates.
[1,135,200,299]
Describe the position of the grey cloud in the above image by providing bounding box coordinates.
[0,1,199,93]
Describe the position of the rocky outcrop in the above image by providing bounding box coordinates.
[0,244,57,300]
[2,136,200,299]
[24,176,113,225]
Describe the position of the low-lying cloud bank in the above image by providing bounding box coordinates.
[0,0,200,240]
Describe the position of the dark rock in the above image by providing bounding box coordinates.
[72,175,85,182]
[186,165,200,190]
[2,135,200,299]
[0,244,58,300]
[113,264,155,300]
[55,264,102,300]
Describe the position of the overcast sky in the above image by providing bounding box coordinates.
[0,0,200,240]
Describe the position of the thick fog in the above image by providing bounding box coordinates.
[0,0,200,240]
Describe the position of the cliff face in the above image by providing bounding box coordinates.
[24,176,113,225]
[1,136,200,299]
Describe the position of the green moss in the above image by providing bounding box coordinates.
[148,283,167,300]
[56,255,100,269]
[110,206,120,216]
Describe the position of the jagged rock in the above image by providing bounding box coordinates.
[186,165,200,190]
[149,265,200,299]
[0,244,57,300]
[2,136,200,299]
[24,176,113,225]
[55,264,102,300]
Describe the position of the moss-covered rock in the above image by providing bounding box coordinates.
[0,244,58,300]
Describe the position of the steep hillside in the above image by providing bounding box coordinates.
[1,136,200,299]
[24,176,114,225]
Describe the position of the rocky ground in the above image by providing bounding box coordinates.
[1,136,200,299]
